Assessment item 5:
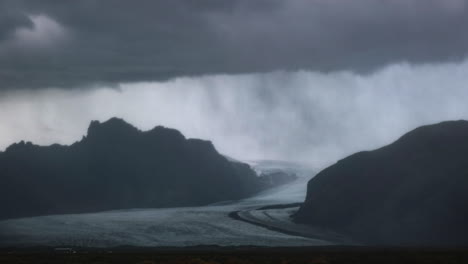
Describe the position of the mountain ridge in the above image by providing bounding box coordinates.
[295,120,468,246]
[0,118,294,220]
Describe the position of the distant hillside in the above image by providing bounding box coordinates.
[295,120,468,246]
[0,118,294,220]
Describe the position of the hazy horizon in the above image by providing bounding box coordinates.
[1,58,468,169]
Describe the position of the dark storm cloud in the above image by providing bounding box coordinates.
[0,0,468,89]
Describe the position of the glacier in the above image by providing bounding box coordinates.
[0,161,337,248]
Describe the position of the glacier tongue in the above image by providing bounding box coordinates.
[0,161,330,248]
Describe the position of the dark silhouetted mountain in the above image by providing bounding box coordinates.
[294,120,468,246]
[0,118,291,220]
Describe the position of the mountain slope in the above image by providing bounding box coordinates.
[0,118,278,220]
[294,120,468,246]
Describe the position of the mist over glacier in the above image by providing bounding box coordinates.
[1,59,468,169]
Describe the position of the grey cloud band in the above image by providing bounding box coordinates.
[0,0,467,90]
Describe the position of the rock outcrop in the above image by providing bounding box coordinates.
[0,118,285,220]
[295,120,468,246]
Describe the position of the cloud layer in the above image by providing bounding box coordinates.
[1,0,468,89]
[1,59,468,169]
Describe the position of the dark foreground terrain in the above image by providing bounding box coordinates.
[2,247,468,264]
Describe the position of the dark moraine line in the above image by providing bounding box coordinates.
[256,202,303,210]
[228,203,339,243]
[228,210,308,239]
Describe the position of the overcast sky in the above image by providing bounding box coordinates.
[1,0,468,168]
[2,0,468,89]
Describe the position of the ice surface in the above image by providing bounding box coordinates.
[0,161,330,248]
